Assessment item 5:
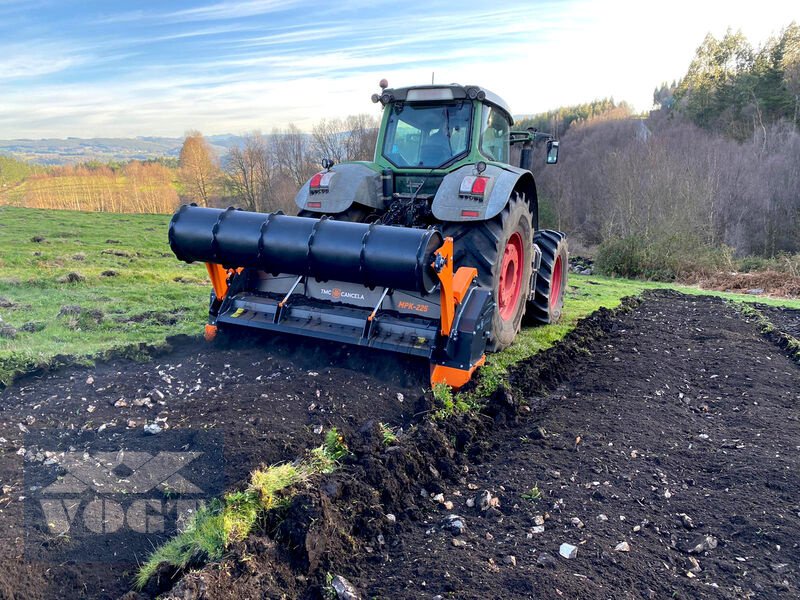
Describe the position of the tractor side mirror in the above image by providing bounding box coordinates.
[546,140,559,165]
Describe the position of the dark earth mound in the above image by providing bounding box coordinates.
[1,292,799,599]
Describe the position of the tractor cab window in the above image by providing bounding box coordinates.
[382,102,472,168]
[480,105,510,163]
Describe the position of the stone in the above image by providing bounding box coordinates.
[144,423,162,435]
[331,575,360,600]
[441,514,466,536]
[614,541,631,552]
[678,513,695,530]
[478,490,499,511]
[688,535,718,554]
[559,543,578,559]
[451,538,466,548]
[688,557,702,573]
[503,555,517,567]
[571,517,585,529]
[385,513,396,524]
[597,514,609,522]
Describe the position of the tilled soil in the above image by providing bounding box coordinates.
[1,291,799,599]
[348,291,800,599]
[0,332,428,600]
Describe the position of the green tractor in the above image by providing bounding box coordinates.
[169,82,568,388]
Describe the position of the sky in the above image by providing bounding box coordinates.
[0,0,797,139]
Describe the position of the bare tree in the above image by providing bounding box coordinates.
[272,124,315,189]
[224,132,274,212]
[178,131,220,206]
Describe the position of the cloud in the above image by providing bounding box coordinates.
[94,0,302,24]
[1,0,798,138]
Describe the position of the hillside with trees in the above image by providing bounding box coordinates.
[535,22,800,279]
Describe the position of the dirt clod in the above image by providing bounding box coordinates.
[56,271,85,283]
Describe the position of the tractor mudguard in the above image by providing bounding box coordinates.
[295,162,385,214]
[431,163,538,226]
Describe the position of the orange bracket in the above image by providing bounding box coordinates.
[205,263,230,300]
[433,238,478,336]
[430,238,483,389]
[203,264,242,342]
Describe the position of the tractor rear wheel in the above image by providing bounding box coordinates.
[442,193,533,352]
[526,230,568,324]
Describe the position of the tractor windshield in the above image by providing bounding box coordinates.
[382,102,472,168]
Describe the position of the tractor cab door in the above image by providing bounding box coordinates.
[480,105,511,163]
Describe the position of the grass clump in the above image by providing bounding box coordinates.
[135,429,349,590]
[379,422,397,445]
[521,485,543,502]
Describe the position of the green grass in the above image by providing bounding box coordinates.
[0,206,208,385]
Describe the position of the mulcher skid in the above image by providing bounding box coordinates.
[169,205,493,388]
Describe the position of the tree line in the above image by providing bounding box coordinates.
[178,114,379,213]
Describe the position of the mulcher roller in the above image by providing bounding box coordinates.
[169,205,442,294]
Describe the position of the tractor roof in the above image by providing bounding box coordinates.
[379,84,513,124]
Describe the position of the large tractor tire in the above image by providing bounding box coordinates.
[442,193,533,352]
[526,230,568,324]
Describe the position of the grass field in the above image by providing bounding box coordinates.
[1,206,798,387]
[0,206,207,385]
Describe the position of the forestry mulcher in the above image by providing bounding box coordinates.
[169,82,568,388]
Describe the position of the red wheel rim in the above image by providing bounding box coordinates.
[498,232,524,320]
[550,254,563,310]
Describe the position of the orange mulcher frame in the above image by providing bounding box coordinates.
[429,237,486,388]
[202,237,486,388]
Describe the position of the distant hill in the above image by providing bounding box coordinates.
[0,134,246,165]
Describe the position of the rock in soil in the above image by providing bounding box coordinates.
[331,575,360,600]
[559,543,578,559]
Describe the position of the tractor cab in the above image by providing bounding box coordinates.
[373,84,516,171]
